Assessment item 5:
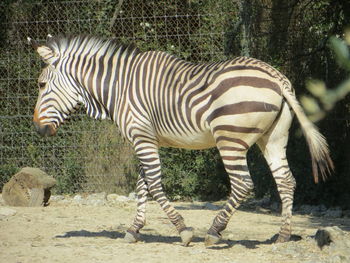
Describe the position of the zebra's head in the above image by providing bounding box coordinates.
[28,35,81,137]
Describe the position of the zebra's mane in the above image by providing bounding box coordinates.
[45,35,140,60]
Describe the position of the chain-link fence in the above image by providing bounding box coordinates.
[0,0,240,194]
[1,0,349,200]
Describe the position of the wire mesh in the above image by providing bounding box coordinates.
[0,0,239,194]
[0,0,348,195]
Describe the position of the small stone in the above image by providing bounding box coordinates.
[116,195,129,202]
[73,194,83,203]
[50,195,65,202]
[0,207,17,220]
[318,204,327,212]
[342,210,350,218]
[107,194,119,202]
[270,202,280,212]
[256,197,270,207]
[87,192,106,201]
[271,244,278,252]
[299,204,313,214]
[324,207,342,218]
[128,192,137,201]
[85,193,107,206]
[315,226,348,249]
[107,194,130,203]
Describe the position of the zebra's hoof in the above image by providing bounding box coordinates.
[204,233,221,247]
[124,231,140,243]
[180,227,194,246]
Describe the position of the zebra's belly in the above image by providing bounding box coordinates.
[158,130,216,150]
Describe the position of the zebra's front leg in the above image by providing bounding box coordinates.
[125,168,148,243]
[134,141,193,246]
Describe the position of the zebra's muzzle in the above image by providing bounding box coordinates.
[34,122,57,137]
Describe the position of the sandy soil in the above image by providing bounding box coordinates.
[1,198,350,263]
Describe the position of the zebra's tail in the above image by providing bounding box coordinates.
[281,81,334,183]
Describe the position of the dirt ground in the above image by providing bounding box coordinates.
[1,196,350,263]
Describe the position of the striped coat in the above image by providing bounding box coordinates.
[29,35,333,246]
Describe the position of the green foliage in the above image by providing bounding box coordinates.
[302,30,350,122]
[81,121,138,194]
[160,148,229,201]
[247,145,275,199]
[0,164,19,187]
[54,151,84,194]
[297,28,350,209]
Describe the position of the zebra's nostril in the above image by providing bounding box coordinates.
[33,121,40,132]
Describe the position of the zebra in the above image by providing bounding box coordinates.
[28,35,333,247]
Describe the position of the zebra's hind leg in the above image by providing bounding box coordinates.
[257,101,296,243]
[125,168,148,243]
[205,147,253,247]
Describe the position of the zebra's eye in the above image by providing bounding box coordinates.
[38,82,46,89]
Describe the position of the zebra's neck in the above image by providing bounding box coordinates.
[60,38,139,121]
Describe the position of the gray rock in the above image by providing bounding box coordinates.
[85,193,106,205]
[315,226,350,258]
[50,195,65,202]
[342,210,350,218]
[310,204,327,216]
[116,195,129,202]
[107,194,119,202]
[298,204,313,214]
[324,207,342,218]
[128,192,137,201]
[2,167,56,207]
[297,204,328,216]
[270,202,280,212]
[87,192,107,201]
[318,204,327,212]
[106,194,130,203]
[254,197,270,207]
[73,194,83,203]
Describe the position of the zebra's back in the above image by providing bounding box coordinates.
[127,52,285,149]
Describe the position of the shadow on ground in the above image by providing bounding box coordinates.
[55,229,301,249]
[55,229,202,244]
[175,202,350,232]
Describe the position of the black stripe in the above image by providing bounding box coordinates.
[215,136,249,149]
[213,125,263,134]
[207,101,279,123]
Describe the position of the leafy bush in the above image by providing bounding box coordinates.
[81,121,138,194]
[160,148,229,201]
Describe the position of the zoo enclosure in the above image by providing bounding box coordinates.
[0,0,349,204]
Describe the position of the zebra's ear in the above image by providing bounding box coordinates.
[37,45,59,66]
[27,37,38,49]
[28,37,59,66]
[47,34,53,42]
